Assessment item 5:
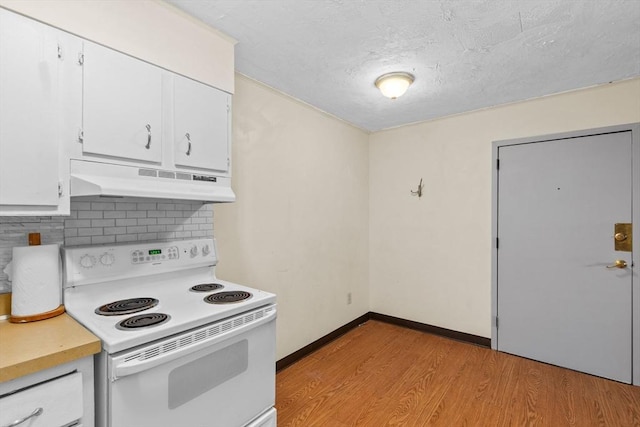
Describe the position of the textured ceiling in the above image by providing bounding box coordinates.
[167,0,640,132]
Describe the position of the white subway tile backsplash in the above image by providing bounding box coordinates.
[92,235,116,245]
[126,211,147,219]
[78,211,104,219]
[137,203,157,210]
[65,219,91,228]
[116,234,137,243]
[66,236,92,246]
[116,203,137,211]
[104,211,126,219]
[147,211,167,218]
[158,232,177,240]
[116,219,138,227]
[78,228,104,237]
[91,219,115,228]
[137,218,157,226]
[1,197,214,291]
[138,232,158,241]
[104,227,127,235]
[71,201,91,210]
[91,202,116,211]
[126,226,147,234]
[67,197,213,246]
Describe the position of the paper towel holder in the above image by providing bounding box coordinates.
[9,239,66,323]
[10,304,65,323]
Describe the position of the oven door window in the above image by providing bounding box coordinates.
[108,319,275,427]
[168,339,248,409]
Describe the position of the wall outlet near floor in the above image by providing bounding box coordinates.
[347,292,352,305]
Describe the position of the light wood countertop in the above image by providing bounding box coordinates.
[0,302,101,383]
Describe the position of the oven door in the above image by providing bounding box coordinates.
[106,306,276,427]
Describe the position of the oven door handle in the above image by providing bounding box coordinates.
[112,308,276,380]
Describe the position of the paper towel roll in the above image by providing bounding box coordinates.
[10,244,64,322]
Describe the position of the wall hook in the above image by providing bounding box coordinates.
[411,178,424,198]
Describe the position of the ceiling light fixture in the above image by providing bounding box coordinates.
[375,72,415,99]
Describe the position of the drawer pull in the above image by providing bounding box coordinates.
[145,124,152,149]
[186,133,192,156]
[4,407,43,427]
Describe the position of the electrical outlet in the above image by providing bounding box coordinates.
[347,292,352,305]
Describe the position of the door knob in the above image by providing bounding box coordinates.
[606,260,627,269]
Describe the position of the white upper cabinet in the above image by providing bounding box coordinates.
[0,8,80,215]
[82,41,162,164]
[80,41,231,176]
[173,76,230,173]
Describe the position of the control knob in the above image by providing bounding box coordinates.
[202,244,211,256]
[100,252,115,266]
[190,245,199,258]
[79,254,96,269]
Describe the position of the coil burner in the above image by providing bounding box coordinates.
[95,298,159,316]
[190,283,224,292]
[116,313,171,330]
[204,291,252,304]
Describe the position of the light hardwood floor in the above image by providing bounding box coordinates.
[276,320,640,426]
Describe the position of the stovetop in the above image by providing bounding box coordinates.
[62,239,276,354]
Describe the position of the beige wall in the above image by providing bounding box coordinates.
[369,78,640,338]
[214,75,370,359]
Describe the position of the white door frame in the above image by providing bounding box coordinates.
[491,123,640,386]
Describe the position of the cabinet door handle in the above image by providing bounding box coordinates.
[4,407,43,427]
[145,124,152,149]
[186,133,192,156]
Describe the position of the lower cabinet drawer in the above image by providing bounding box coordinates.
[0,372,82,427]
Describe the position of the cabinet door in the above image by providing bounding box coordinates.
[0,9,60,206]
[173,76,230,173]
[83,41,162,164]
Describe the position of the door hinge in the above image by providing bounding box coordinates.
[496,237,499,249]
[58,181,64,197]
[495,316,499,328]
[57,44,62,59]
[78,128,84,143]
[78,52,84,65]
[496,158,500,170]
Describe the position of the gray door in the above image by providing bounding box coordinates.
[497,131,633,383]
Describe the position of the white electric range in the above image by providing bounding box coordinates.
[63,238,277,427]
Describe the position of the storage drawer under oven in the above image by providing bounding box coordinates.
[0,372,83,427]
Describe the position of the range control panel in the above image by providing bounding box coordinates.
[131,246,180,264]
[63,239,217,287]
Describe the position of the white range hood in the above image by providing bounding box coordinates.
[69,160,235,202]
